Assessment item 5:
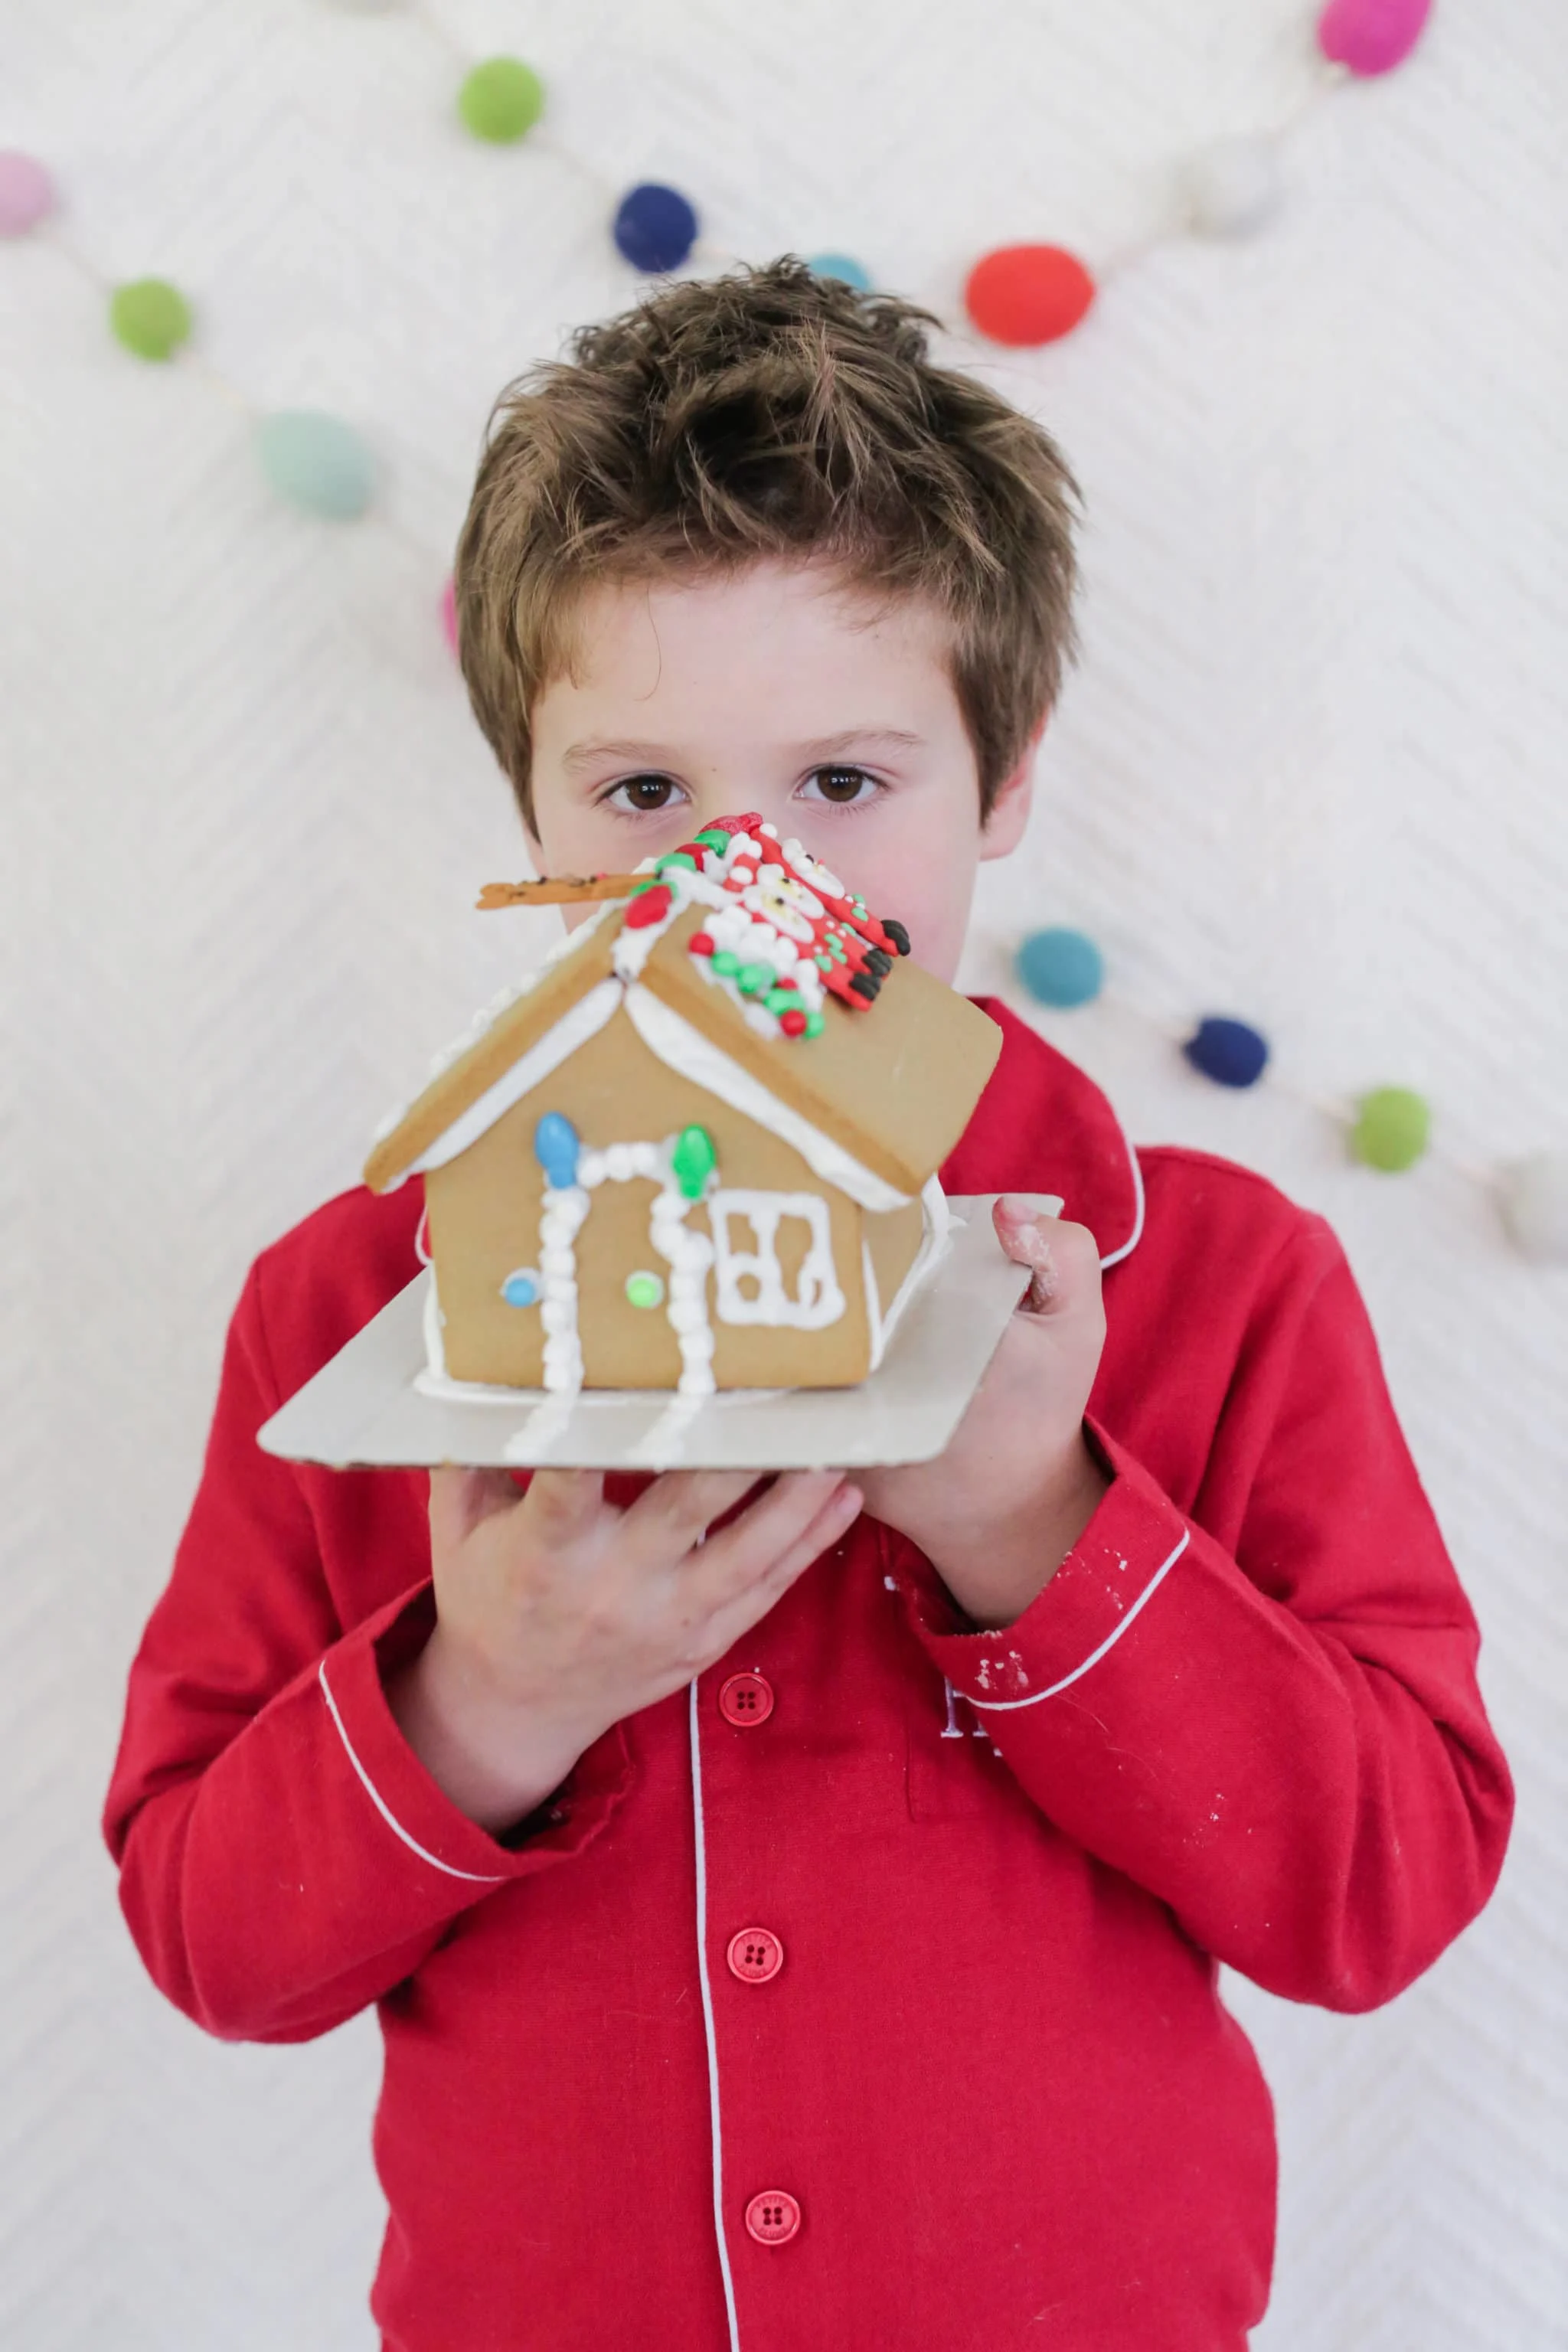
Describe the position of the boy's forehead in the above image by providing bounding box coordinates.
[541,560,959,736]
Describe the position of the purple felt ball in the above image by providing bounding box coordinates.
[1317,0,1432,76]
[0,152,56,237]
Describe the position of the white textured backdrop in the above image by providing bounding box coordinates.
[3,2,1564,2345]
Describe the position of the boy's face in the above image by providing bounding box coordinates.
[524,558,1037,984]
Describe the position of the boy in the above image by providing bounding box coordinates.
[104,260,1512,2350]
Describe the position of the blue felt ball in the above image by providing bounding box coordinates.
[255,410,375,520]
[807,250,871,291]
[612,182,699,273]
[1184,1016,1270,1089]
[1016,927,1103,1008]
[534,1112,580,1189]
[500,1269,541,1308]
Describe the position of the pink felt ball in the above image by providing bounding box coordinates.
[1317,0,1432,76]
[0,151,56,237]
[439,574,459,657]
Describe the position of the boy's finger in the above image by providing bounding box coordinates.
[520,1468,606,1544]
[429,1464,529,1542]
[697,1482,864,1654]
[992,1198,1099,1315]
[621,1468,764,1562]
[690,1469,851,1599]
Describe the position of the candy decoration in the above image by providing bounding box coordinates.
[625,1270,666,1309]
[1498,1152,1568,1264]
[622,883,673,929]
[671,1124,717,1201]
[1186,137,1285,237]
[1017,926,1103,1008]
[964,245,1096,346]
[1184,1016,1270,1089]
[1349,1086,1430,1171]
[458,57,545,143]
[534,1112,581,1190]
[0,151,55,237]
[500,1269,541,1308]
[109,278,193,361]
[612,183,699,274]
[806,252,872,291]
[1316,0,1432,77]
[255,410,375,519]
[440,574,459,655]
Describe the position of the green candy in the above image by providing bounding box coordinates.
[625,1271,665,1310]
[458,57,545,142]
[671,1125,717,1200]
[109,278,192,361]
[763,987,799,1014]
[656,851,699,876]
[736,961,775,995]
[693,828,732,854]
[1350,1087,1430,1172]
[711,949,741,977]
[804,1009,825,1038]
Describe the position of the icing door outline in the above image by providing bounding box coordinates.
[708,1190,846,1329]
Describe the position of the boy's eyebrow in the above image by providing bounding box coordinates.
[559,727,927,773]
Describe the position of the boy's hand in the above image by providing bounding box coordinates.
[854,1197,1110,1630]
[388,1465,861,1834]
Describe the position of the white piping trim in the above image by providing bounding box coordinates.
[967,1530,1189,1710]
[317,1661,505,1883]
[1097,1109,1145,1270]
[409,977,623,1176]
[689,1679,743,2350]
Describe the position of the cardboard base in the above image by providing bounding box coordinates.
[255,1194,1058,1472]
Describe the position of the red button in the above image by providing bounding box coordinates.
[727,1926,784,1983]
[718,1671,773,1726]
[744,2190,802,2245]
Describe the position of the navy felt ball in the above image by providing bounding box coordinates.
[1184,1016,1269,1088]
[1016,927,1103,1008]
[613,182,699,273]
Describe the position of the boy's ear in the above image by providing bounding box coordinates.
[978,715,1046,862]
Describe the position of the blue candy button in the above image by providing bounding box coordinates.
[500,1269,541,1308]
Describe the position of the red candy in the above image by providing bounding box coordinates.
[623,884,672,929]
[779,1008,808,1037]
[689,930,715,956]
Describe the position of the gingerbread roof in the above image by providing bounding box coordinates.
[364,819,1002,1207]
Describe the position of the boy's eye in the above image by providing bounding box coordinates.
[607,773,684,812]
[801,766,877,806]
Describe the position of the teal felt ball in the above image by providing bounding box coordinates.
[1350,1086,1430,1172]
[458,57,545,143]
[1016,927,1103,1008]
[255,411,375,520]
[109,278,192,361]
[807,252,871,291]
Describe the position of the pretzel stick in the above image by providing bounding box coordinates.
[476,874,646,910]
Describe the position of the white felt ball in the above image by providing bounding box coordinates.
[1186,138,1285,238]
[1499,1152,1568,1263]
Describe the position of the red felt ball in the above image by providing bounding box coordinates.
[964,245,1096,346]
[624,884,673,929]
[779,1008,808,1037]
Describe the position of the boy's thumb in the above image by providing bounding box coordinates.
[992,1195,1098,1315]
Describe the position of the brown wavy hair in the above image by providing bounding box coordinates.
[453,256,1082,828]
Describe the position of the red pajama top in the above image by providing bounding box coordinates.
[103,1001,1512,2352]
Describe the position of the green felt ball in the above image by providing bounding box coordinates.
[255,410,375,520]
[1350,1086,1430,1172]
[625,1270,665,1310]
[109,278,192,361]
[459,58,545,143]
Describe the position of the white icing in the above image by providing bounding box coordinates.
[407,978,622,1181]
[624,984,912,1214]
[537,1184,591,1390]
[708,1191,845,1330]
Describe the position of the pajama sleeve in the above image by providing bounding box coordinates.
[893,1217,1514,2012]
[102,1263,634,2044]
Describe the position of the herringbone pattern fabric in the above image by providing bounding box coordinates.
[3,2,1563,2344]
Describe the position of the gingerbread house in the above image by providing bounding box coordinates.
[364,817,1002,1396]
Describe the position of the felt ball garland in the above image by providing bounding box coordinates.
[20,0,1559,1260]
